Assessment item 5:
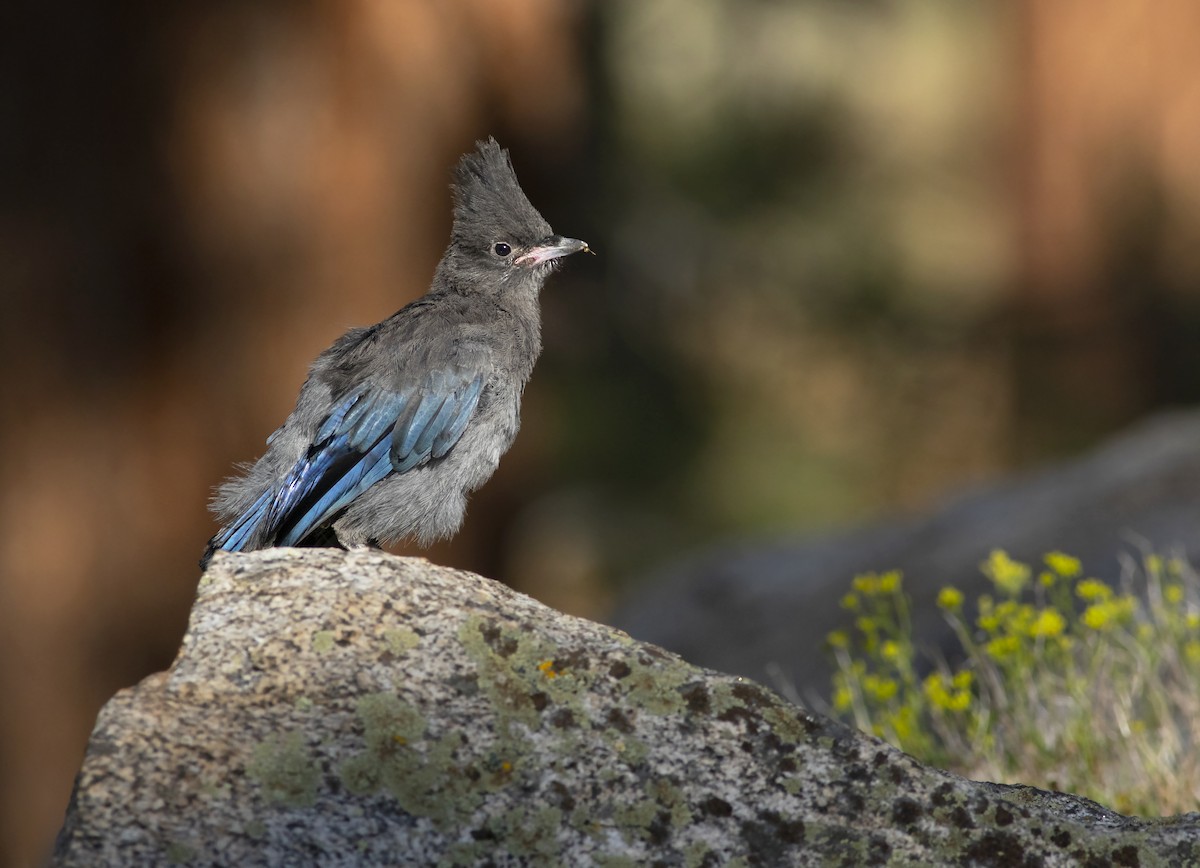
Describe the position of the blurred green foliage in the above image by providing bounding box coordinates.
[522,0,1014,590]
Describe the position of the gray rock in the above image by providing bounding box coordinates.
[612,411,1200,700]
[55,549,1200,865]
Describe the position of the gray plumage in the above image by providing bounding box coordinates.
[202,138,588,568]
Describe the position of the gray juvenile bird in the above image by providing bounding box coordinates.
[202,138,588,568]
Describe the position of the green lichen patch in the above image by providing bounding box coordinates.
[684,840,714,868]
[439,840,487,867]
[339,693,428,798]
[599,776,696,851]
[493,805,565,862]
[310,630,336,654]
[382,732,480,826]
[459,615,597,732]
[356,692,428,746]
[196,776,231,803]
[246,731,320,808]
[603,730,650,767]
[611,792,660,840]
[339,690,534,830]
[382,626,421,656]
[648,777,694,828]
[709,679,747,718]
[594,855,641,868]
[761,704,819,745]
[615,653,691,716]
[338,753,381,797]
[164,840,199,864]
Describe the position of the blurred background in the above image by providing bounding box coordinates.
[6,0,1200,862]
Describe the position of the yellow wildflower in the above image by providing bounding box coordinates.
[937,587,964,612]
[1164,584,1184,606]
[1082,596,1135,630]
[1186,641,1200,665]
[864,674,898,702]
[1002,602,1035,633]
[888,707,915,741]
[1186,612,1200,630]
[880,640,902,662]
[852,574,879,595]
[984,635,1020,661]
[982,550,1031,597]
[1028,608,1066,638]
[945,690,971,712]
[1044,551,1082,578]
[922,673,941,695]
[855,616,878,636]
[833,685,853,712]
[840,592,860,612]
[988,599,1028,633]
[923,673,971,712]
[1081,602,1112,630]
[827,630,849,649]
[877,571,902,594]
[1075,578,1112,602]
[977,611,1001,633]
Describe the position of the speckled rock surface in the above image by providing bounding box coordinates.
[55,550,1200,866]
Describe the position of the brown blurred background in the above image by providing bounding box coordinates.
[5,1,1200,863]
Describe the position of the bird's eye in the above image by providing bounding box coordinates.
[493,242,512,257]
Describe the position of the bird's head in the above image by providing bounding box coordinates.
[445,138,589,291]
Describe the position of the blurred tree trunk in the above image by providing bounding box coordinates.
[1013,0,1200,456]
[0,2,584,863]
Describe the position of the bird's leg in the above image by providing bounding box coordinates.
[329,521,382,552]
[296,526,347,550]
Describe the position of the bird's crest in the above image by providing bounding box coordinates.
[451,138,551,245]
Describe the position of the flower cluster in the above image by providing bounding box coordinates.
[826,549,1200,816]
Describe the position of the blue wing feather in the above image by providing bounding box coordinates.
[212,368,487,552]
[432,377,484,457]
[394,391,445,458]
[414,396,462,456]
[208,488,273,553]
[277,433,394,546]
[266,389,406,542]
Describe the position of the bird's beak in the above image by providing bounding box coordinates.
[515,236,591,267]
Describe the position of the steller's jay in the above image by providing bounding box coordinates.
[202,138,589,568]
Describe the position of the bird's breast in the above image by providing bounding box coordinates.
[449,381,523,490]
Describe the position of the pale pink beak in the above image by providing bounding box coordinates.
[515,235,591,267]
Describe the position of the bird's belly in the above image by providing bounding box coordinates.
[451,394,520,491]
[335,390,522,546]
